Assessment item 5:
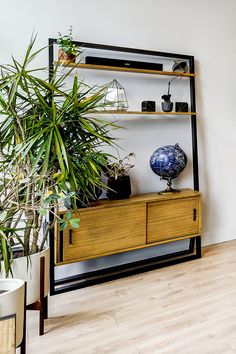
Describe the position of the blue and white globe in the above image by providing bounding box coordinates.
[150,144,187,180]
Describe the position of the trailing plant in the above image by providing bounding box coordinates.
[0,35,117,275]
[57,26,80,56]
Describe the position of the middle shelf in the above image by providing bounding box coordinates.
[89,111,197,116]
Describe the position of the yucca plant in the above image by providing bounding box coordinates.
[0,36,117,274]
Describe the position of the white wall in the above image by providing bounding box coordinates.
[2,0,236,254]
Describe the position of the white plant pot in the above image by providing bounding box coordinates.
[0,278,25,347]
[1,247,50,306]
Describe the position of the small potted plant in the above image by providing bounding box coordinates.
[161,94,173,112]
[57,26,79,64]
[106,153,135,200]
[161,76,180,112]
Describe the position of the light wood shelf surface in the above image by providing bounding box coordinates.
[59,189,201,213]
[92,110,197,116]
[54,61,196,77]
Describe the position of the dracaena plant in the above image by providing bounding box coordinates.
[0,35,117,275]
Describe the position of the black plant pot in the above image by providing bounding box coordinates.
[161,101,173,112]
[106,175,131,200]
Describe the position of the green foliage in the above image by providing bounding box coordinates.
[58,216,80,231]
[107,153,135,179]
[57,26,80,56]
[0,226,26,276]
[0,35,118,274]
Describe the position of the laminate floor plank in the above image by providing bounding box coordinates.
[26,240,236,354]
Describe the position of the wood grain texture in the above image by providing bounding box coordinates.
[147,196,200,243]
[59,189,201,213]
[55,189,202,264]
[27,240,236,354]
[0,316,15,354]
[53,61,196,77]
[57,234,199,266]
[63,203,146,262]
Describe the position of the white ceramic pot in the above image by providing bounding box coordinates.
[0,278,25,347]
[1,247,50,306]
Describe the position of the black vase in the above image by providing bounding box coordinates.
[106,175,131,200]
[161,101,173,112]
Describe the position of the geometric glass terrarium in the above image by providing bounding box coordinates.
[104,79,129,111]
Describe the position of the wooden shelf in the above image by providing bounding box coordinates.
[89,110,197,116]
[50,41,201,294]
[54,61,196,77]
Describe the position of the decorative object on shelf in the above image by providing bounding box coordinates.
[106,153,135,199]
[107,175,131,200]
[104,79,129,111]
[175,102,188,112]
[161,94,173,112]
[57,26,80,64]
[161,75,180,112]
[150,144,187,194]
[141,101,156,112]
[85,56,163,71]
[172,60,189,73]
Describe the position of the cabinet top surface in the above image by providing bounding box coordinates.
[61,189,201,214]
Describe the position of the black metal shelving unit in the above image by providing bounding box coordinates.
[48,38,201,295]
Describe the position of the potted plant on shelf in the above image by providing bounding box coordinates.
[161,94,173,112]
[106,153,135,200]
[57,26,80,63]
[161,76,179,112]
[0,35,117,333]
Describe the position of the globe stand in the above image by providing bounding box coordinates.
[158,178,180,195]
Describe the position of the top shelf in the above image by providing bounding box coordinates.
[53,61,196,77]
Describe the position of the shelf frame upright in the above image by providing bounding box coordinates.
[48,39,201,295]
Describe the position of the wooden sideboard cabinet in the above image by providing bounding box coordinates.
[55,189,202,265]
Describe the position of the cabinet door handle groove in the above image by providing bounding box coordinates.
[193,208,197,221]
[69,230,73,244]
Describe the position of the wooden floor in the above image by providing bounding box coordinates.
[26,241,236,354]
